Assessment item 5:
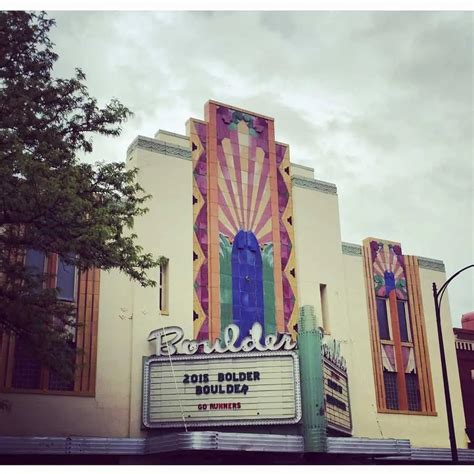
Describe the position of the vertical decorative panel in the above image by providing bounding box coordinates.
[362,241,386,409]
[74,267,100,394]
[205,102,220,341]
[405,255,436,413]
[190,119,210,341]
[192,101,298,342]
[363,238,435,414]
[276,143,298,338]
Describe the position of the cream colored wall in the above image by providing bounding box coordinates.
[340,252,381,439]
[340,252,468,448]
[292,182,349,340]
[125,144,193,437]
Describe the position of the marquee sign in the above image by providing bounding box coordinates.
[143,351,301,428]
[322,339,352,435]
[143,323,301,428]
[143,323,351,431]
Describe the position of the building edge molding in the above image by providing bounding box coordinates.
[292,176,337,195]
[341,242,362,257]
[127,136,192,161]
[417,257,445,273]
[341,244,446,273]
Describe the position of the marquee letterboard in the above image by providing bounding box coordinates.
[142,351,301,428]
[323,356,352,434]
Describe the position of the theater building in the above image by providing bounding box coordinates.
[0,101,471,463]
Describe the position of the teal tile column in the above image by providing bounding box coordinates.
[298,305,327,452]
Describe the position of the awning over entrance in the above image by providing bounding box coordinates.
[1,432,473,462]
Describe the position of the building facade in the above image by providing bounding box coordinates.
[454,312,474,449]
[0,101,470,462]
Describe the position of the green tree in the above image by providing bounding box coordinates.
[0,11,158,380]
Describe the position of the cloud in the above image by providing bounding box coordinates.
[47,11,473,325]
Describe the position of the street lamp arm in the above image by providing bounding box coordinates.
[431,262,474,463]
[436,263,474,307]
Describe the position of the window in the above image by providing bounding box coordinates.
[10,251,78,391]
[47,339,76,391]
[11,339,42,390]
[376,297,391,340]
[383,371,399,410]
[405,372,421,411]
[377,295,419,411]
[397,300,411,343]
[319,284,329,333]
[0,253,100,395]
[25,249,46,290]
[159,259,169,314]
[56,255,76,302]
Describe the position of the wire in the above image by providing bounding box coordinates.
[159,310,188,432]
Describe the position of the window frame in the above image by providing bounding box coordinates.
[376,297,392,341]
[319,283,330,334]
[397,300,412,343]
[0,254,99,397]
[56,254,78,303]
[159,259,169,315]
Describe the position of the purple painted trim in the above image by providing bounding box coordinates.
[193,120,210,341]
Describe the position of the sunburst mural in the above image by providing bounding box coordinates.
[370,240,407,300]
[190,102,298,343]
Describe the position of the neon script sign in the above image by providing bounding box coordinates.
[148,322,296,356]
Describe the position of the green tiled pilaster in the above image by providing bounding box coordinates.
[298,305,327,452]
[262,244,276,336]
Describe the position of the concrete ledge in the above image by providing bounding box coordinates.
[417,257,445,272]
[341,244,446,273]
[341,242,362,257]
[292,176,337,195]
[127,136,191,161]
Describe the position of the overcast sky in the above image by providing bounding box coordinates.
[47,11,473,327]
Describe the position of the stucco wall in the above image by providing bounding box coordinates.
[292,178,348,339]
[126,144,193,437]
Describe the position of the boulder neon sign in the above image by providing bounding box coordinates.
[148,322,296,356]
